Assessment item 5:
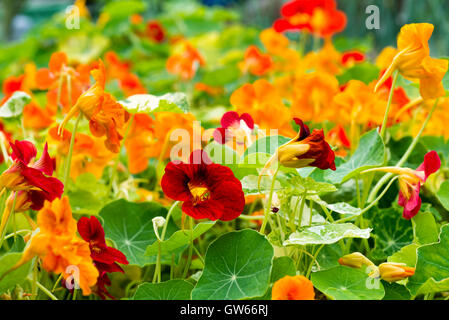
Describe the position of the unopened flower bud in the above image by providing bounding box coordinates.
[338,252,375,269]
[378,263,415,282]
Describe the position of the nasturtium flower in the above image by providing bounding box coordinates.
[291,72,339,123]
[238,45,273,76]
[302,39,342,75]
[35,51,91,112]
[270,118,336,170]
[260,28,290,55]
[375,23,449,99]
[77,216,129,299]
[213,111,254,149]
[166,42,205,81]
[326,125,350,157]
[272,275,315,300]
[48,127,115,179]
[145,20,166,43]
[17,197,98,296]
[161,150,245,221]
[378,262,415,282]
[333,80,386,127]
[341,50,365,67]
[58,60,130,153]
[274,0,346,38]
[230,79,295,136]
[0,140,63,212]
[1,75,25,105]
[363,151,441,219]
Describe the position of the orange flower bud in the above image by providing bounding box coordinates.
[378,263,415,282]
[338,252,375,269]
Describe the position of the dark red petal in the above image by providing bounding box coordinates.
[417,150,441,181]
[293,118,311,140]
[10,140,37,165]
[210,181,245,221]
[31,143,54,176]
[298,129,336,170]
[21,166,64,201]
[160,161,192,201]
[220,111,241,129]
[182,199,225,221]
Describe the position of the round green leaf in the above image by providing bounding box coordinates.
[407,224,449,296]
[325,129,385,184]
[99,199,178,266]
[120,93,189,114]
[0,253,32,294]
[191,229,274,300]
[0,91,31,118]
[284,223,371,246]
[312,266,385,300]
[131,280,194,300]
[437,180,449,211]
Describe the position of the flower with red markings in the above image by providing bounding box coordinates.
[0,140,63,212]
[213,111,254,146]
[77,216,129,299]
[161,150,245,221]
[362,151,441,219]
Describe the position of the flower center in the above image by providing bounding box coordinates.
[188,183,210,206]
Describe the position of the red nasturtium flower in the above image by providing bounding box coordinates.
[278,118,336,170]
[363,151,441,219]
[0,140,63,242]
[161,150,245,221]
[272,275,315,300]
[77,216,129,299]
[341,50,365,66]
[145,20,166,43]
[273,0,347,38]
[1,75,25,105]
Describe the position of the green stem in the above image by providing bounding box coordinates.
[380,70,399,140]
[182,217,194,279]
[30,278,58,300]
[259,166,279,234]
[161,201,179,241]
[336,176,399,224]
[62,112,83,188]
[296,191,307,229]
[367,98,439,203]
[108,114,135,194]
[306,244,325,278]
[238,214,264,220]
[153,240,162,283]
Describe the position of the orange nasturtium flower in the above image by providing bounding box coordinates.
[272,275,315,300]
[35,52,91,112]
[326,124,350,157]
[375,23,449,100]
[15,197,99,295]
[48,127,115,179]
[166,42,205,81]
[23,101,55,131]
[58,60,130,153]
[333,80,386,128]
[303,39,342,75]
[230,79,295,137]
[1,75,25,105]
[260,28,290,55]
[291,71,340,123]
[238,45,273,76]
